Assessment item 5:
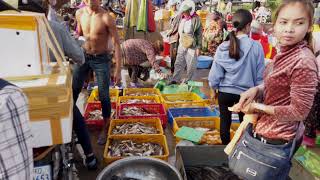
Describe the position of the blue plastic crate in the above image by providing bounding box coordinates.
[167,107,219,125]
[197,56,213,69]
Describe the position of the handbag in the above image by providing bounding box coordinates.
[228,123,298,180]
[180,33,194,49]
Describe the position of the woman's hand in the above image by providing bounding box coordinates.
[210,89,218,101]
[229,87,259,112]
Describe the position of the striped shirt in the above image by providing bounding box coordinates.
[0,79,33,180]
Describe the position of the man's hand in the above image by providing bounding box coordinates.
[158,72,169,79]
[113,70,121,85]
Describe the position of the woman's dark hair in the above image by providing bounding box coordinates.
[252,1,261,11]
[227,9,252,60]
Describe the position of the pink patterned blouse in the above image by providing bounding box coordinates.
[255,41,318,141]
[122,39,161,72]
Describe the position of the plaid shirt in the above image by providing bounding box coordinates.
[0,82,33,180]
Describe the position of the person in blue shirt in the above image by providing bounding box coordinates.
[208,9,265,145]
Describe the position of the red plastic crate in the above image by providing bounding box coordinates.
[117,103,167,128]
[84,102,117,126]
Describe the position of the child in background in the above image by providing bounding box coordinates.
[232,0,318,177]
[208,9,265,145]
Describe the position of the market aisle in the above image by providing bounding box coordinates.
[75,68,212,179]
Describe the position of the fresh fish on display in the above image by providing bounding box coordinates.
[121,107,158,116]
[200,129,222,145]
[88,110,103,120]
[126,92,158,96]
[112,122,159,135]
[121,99,156,104]
[185,166,240,180]
[166,99,193,103]
[108,140,163,157]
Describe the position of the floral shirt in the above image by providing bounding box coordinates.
[255,41,318,140]
[122,39,161,72]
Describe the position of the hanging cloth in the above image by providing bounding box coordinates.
[124,0,139,28]
[137,0,147,31]
[147,0,156,32]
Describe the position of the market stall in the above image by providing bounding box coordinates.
[1,0,320,179]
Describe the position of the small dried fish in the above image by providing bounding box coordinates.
[88,110,103,120]
[112,122,159,135]
[121,99,156,104]
[200,129,222,145]
[108,140,164,157]
[127,92,157,96]
[121,107,158,116]
[88,109,116,120]
[166,99,193,103]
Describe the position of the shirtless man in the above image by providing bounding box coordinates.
[73,0,121,145]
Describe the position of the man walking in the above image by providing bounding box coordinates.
[74,0,122,145]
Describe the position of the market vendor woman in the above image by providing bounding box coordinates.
[170,0,202,84]
[121,38,165,87]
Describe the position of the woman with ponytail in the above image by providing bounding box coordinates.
[208,9,265,145]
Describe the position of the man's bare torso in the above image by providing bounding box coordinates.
[77,7,111,55]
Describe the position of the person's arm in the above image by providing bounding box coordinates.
[250,62,318,120]
[208,52,224,90]
[105,13,122,83]
[59,25,85,65]
[255,43,265,86]
[194,17,202,55]
[75,9,83,36]
[144,43,161,73]
[0,85,33,179]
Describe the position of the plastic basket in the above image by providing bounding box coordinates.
[104,135,169,164]
[123,88,161,96]
[172,117,220,144]
[108,118,164,136]
[172,117,235,144]
[197,56,213,69]
[84,102,117,126]
[167,107,219,125]
[87,88,119,103]
[118,96,161,104]
[161,92,206,109]
[117,104,167,128]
